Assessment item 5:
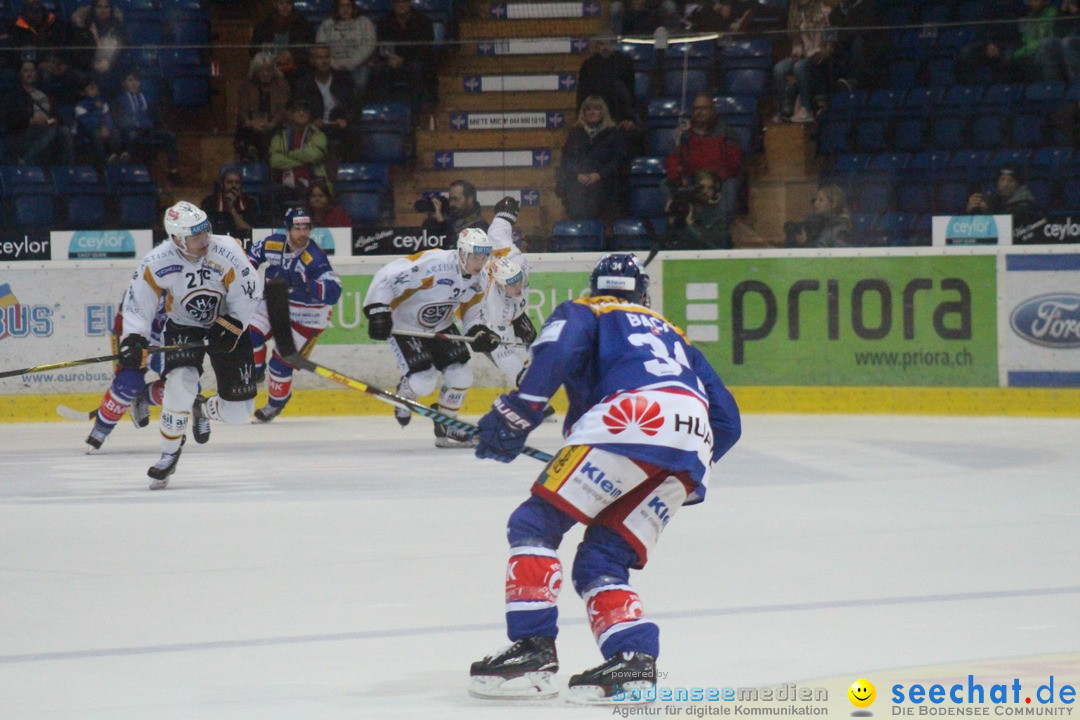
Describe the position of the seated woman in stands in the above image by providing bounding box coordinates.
[307,177,353,227]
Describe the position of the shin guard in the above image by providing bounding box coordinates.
[505,547,563,640]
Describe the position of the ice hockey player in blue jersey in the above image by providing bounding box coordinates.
[247,206,341,422]
[469,253,741,704]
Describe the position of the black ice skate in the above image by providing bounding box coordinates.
[433,406,477,449]
[393,381,412,427]
[129,389,150,428]
[253,403,282,423]
[567,651,657,705]
[147,437,185,490]
[469,636,559,700]
[192,395,211,444]
[85,416,111,453]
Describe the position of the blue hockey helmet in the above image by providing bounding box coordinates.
[284,206,313,230]
[589,253,649,305]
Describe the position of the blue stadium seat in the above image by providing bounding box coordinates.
[663,40,715,97]
[170,68,211,108]
[980,83,1025,111]
[1061,178,1080,209]
[717,37,773,72]
[817,120,852,155]
[722,68,768,96]
[53,165,107,229]
[929,114,967,151]
[1031,146,1074,180]
[293,0,331,24]
[713,94,758,119]
[168,8,212,45]
[609,218,659,251]
[1025,81,1066,114]
[337,191,384,225]
[335,162,390,192]
[854,119,888,153]
[620,41,657,101]
[850,213,884,246]
[645,98,686,157]
[947,150,993,184]
[971,114,1008,150]
[897,181,932,214]
[887,59,918,90]
[550,220,605,251]
[880,212,917,246]
[627,157,667,219]
[358,103,413,164]
[990,149,1032,174]
[1010,114,1045,148]
[105,164,158,228]
[939,85,984,117]
[1,166,56,230]
[825,89,868,120]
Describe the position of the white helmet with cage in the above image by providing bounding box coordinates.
[457,227,493,275]
[163,201,212,258]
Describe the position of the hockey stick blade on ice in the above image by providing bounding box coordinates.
[264,277,552,463]
[56,405,96,421]
[0,343,202,380]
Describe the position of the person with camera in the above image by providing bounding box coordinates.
[201,167,259,243]
[660,170,732,252]
[418,179,489,249]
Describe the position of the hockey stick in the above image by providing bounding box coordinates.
[391,328,530,349]
[0,343,201,380]
[56,405,96,421]
[265,278,552,463]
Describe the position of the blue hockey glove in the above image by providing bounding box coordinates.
[475,392,546,463]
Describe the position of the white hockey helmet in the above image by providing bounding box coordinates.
[491,256,525,289]
[163,201,211,257]
[457,227,493,274]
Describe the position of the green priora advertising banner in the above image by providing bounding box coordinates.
[662,255,999,386]
[319,270,590,345]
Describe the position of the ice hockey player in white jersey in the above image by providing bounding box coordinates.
[362,227,497,448]
[119,201,264,489]
[476,255,536,387]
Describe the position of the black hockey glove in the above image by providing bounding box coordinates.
[364,303,393,341]
[207,314,244,355]
[466,324,500,353]
[117,333,149,370]
[475,392,546,463]
[493,196,519,225]
[511,314,537,344]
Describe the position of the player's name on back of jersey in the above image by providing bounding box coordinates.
[434,149,552,169]
[449,111,566,130]
[475,37,590,55]
[463,73,577,93]
[487,1,601,19]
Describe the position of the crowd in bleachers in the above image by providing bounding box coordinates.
[1,0,1079,248]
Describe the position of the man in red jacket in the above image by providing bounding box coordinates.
[664,93,743,219]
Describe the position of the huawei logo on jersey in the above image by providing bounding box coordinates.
[602,396,664,436]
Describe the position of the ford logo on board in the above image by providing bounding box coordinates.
[1009,293,1080,348]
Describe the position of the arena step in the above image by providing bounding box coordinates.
[454,53,585,74]
[441,90,579,113]
[460,17,605,39]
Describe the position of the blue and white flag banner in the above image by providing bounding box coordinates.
[488,1,601,19]
[463,73,577,92]
[448,111,566,130]
[433,149,553,169]
[475,37,590,55]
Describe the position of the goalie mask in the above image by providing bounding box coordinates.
[589,253,650,306]
[457,227,493,276]
[164,201,212,260]
[491,256,525,298]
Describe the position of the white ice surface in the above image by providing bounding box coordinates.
[1,413,1078,719]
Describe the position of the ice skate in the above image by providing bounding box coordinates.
[393,380,412,427]
[433,412,478,449]
[147,437,185,490]
[192,395,211,444]
[566,651,657,705]
[253,403,283,423]
[85,416,112,453]
[468,636,559,700]
[129,389,150,428]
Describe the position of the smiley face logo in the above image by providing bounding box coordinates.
[848,679,876,709]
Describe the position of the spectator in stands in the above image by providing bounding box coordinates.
[612,0,676,36]
[1012,0,1059,79]
[249,0,317,82]
[966,165,1045,240]
[828,0,881,92]
[7,0,72,69]
[235,51,291,162]
[269,97,330,202]
[292,44,361,166]
[786,184,853,247]
[771,0,832,124]
[576,36,643,155]
[556,95,629,222]
[74,76,126,168]
[8,59,74,167]
[419,179,489,245]
[307,177,353,227]
[37,51,86,109]
[114,70,181,185]
[660,169,732,251]
[316,0,377,99]
[957,0,1027,84]
[686,0,754,34]
[371,0,436,122]
[202,167,258,240]
[1037,0,1080,81]
[665,93,743,219]
[70,0,129,96]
